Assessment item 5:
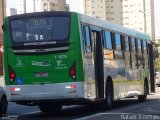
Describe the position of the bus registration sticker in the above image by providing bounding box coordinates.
[35,72,48,78]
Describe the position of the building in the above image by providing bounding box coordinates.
[85,0,106,20]
[84,0,155,41]
[154,0,160,43]
[17,0,68,14]
[16,0,25,14]
[49,0,67,11]
[6,8,17,16]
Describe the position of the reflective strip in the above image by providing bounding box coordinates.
[13,47,69,53]
[15,88,21,91]
[24,41,56,46]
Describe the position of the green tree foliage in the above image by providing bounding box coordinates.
[153,41,160,71]
[153,47,159,59]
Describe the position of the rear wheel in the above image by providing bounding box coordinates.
[39,103,62,113]
[138,80,148,102]
[105,80,114,109]
[0,96,8,116]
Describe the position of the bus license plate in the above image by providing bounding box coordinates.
[35,72,48,78]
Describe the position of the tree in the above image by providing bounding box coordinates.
[153,41,160,71]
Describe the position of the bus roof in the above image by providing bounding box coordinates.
[7,11,71,20]
[77,13,151,41]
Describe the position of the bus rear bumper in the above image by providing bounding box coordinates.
[6,82,85,102]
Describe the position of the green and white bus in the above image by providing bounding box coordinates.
[3,11,152,112]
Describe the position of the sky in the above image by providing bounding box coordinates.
[66,0,84,13]
[6,0,160,37]
[6,0,84,13]
[154,0,160,38]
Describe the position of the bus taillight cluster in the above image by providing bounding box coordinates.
[8,66,16,84]
[69,62,76,80]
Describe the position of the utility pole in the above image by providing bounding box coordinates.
[150,0,155,42]
[1,0,5,21]
[24,0,26,13]
[1,0,6,33]
[143,0,146,33]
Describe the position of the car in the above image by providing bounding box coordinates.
[0,77,8,116]
[155,72,160,87]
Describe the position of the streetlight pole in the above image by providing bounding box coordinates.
[139,10,146,33]
[143,0,146,33]
[143,12,146,33]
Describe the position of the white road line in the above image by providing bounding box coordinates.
[63,105,80,109]
[22,111,41,115]
[8,105,19,108]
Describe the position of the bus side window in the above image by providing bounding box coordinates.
[131,37,137,68]
[131,37,136,52]
[143,41,149,69]
[137,39,144,69]
[125,36,130,52]
[143,41,147,55]
[114,33,123,60]
[115,33,121,51]
[84,26,92,53]
[137,39,142,54]
[124,36,131,68]
[104,31,112,49]
[103,31,114,59]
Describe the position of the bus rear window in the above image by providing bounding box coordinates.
[10,17,70,43]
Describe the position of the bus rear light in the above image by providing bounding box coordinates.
[71,85,76,89]
[9,88,15,92]
[69,69,75,76]
[8,66,16,83]
[10,72,16,79]
[69,62,76,80]
[9,87,20,92]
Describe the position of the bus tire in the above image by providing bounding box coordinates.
[105,79,114,109]
[138,80,148,102]
[0,96,8,116]
[39,103,62,113]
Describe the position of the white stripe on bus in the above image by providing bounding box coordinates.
[13,47,69,53]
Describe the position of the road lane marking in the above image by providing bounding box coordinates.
[8,104,20,108]
[22,111,41,115]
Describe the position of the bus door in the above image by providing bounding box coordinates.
[82,25,104,99]
[91,27,104,99]
[148,42,155,93]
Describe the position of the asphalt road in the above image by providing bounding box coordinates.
[2,87,160,120]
